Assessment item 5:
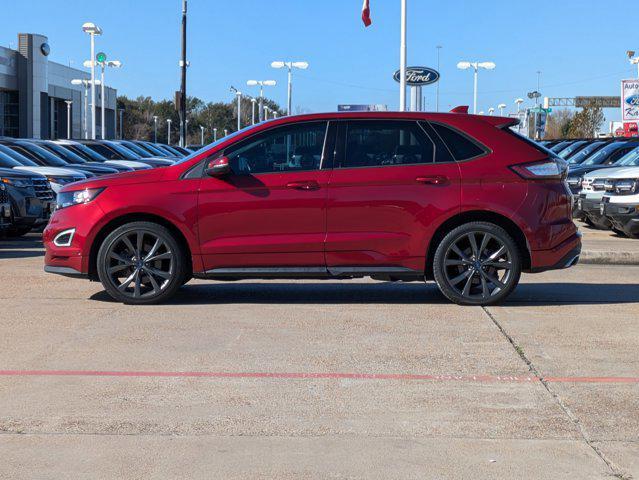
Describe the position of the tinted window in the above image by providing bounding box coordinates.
[340,120,434,169]
[431,123,486,161]
[225,122,327,175]
[86,144,120,160]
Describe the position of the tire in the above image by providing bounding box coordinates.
[5,225,32,237]
[96,221,188,305]
[432,222,522,306]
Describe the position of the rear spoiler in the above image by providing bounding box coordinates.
[449,105,520,128]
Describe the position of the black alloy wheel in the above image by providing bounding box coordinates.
[433,222,521,306]
[97,221,187,304]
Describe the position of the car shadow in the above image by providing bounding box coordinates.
[89,281,639,306]
[0,250,44,259]
[0,234,44,258]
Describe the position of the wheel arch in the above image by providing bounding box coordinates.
[424,210,531,279]
[88,212,194,281]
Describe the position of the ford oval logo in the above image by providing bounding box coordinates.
[626,94,639,106]
[393,66,440,86]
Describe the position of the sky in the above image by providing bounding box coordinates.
[0,0,635,124]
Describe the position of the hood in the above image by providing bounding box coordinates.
[587,166,639,180]
[60,165,167,192]
[0,167,45,179]
[13,166,86,178]
[104,160,153,170]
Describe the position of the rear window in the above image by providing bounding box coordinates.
[430,123,487,161]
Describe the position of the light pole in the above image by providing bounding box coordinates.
[71,78,100,139]
[488,107,495,116]
[456,61,496,114]
[213,127,218,141]
[515,98,524,113]
[167,118,172,145]
[627,51,639,77]
[200,125,204,145]
[230,86,242,131]
[98,57,121,139]
[271,61,309,116]
[264,105,270,120]
[82,22,102,140]
[436,45,442,112]
[250,98,257,124]
[498,103,506,116]
[246,80,277,122]
[224,129,228,137]
[64,100,73,139]
[535,71,542,105]
[153,116,158,142]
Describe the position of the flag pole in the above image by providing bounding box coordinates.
[399,0,407,111]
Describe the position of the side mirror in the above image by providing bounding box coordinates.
[205,156,231,177]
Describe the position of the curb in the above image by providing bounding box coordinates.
[580,250,639,265]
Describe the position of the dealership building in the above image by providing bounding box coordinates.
[0,33,117,140]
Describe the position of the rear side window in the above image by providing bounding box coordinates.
[339,120,435,168]
[430,122,487,161]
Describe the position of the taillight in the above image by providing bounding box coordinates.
[510,158,568,181]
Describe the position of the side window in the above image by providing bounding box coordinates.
[339,121,434,169]
[608,148,631,164]
[225,122,327,175]
[430,122,487,161]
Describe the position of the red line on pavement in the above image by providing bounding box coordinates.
[0,370,637,384]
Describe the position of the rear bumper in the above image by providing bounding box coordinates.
[529,231,582,273]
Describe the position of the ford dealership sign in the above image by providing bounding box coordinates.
[393,66,440,86]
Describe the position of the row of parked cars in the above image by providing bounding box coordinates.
[0,138,193,237]
[541,137,639,238]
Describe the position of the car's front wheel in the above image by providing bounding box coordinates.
[432,222,522,306]
[96,221,188,305]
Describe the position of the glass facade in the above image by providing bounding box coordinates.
[0,90,19,138]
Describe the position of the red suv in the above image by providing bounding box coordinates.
[43,111,581,306]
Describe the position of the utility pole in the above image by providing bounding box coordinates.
[436,45,442,112]
[399,0,407,111]
[179,0,188,147]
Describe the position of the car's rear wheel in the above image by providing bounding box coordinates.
[97,221,187,304]
[432,222,522,306]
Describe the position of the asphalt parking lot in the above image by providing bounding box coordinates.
[1,233,638,479]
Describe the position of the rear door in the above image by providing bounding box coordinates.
[325,119,461,273]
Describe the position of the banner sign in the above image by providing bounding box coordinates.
[622,79,639,121]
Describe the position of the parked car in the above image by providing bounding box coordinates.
[77,140,174,168]
[155,143,188,157]
[29,140,120,176]
[52,140,145,172]
[129,140,181,159]
[0,167,54,237]
[565,141,639,194]
[0,139,93,177]
[43,111,580,306]
[602,175,639,238]
[0,143,85,193]
[0,182,11,232]
[557,140,590,160]
[567,140,609,165]
[114,140,177,161]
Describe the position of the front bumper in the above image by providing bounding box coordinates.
[602,200,639,236]
[576,195,611,228]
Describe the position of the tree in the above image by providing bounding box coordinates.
[117,95,284,145]
[568,102,605,138]
[545,109,574,139]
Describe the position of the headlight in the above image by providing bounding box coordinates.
[56,187,104,209]
[1,177,33,188]
[567,176,582,187]
[611,179,639,195]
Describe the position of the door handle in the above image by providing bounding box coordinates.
[286,180,321,191]
[415,175,449,185]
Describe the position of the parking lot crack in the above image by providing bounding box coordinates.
[481,306,630,479]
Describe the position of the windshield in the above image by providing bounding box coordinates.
[558,141,586,159]
[0,151,23,167]
[106,142,142,160]
[581,144,622,166]
[120,141,153,158]
[66,143,108,162]
[616,146,639,166]
[16,142,68,167]
[0,144,39,166]
[568,142,604,164]
[174,127,249,165]
[160,144,185,157]
[141,142,168,156]
[42,143,86,164]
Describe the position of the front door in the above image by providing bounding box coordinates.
[197,121,332,272]
[325,120,461,273]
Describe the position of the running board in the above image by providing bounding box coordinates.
[195,266,423,281]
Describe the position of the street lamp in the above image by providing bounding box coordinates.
[64,100,73,139]
[515,98,524,113]
[213,127,218,142]
[230,86,242,131]
[456,61,496,114]
[167,118,172,145]
[153,115,158,142]
[199,125,204,145]
[271,61,309,116]
[246,80,277,121]
[627,50,639,77]
[71,78,101,139]
[264,105,270,120]
[488,107,495,115]
[90,56,121,139]
[250,97,257,124]
[498,103,506,116]
[82,22,102,139]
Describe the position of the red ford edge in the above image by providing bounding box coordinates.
[43,111,581,306]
